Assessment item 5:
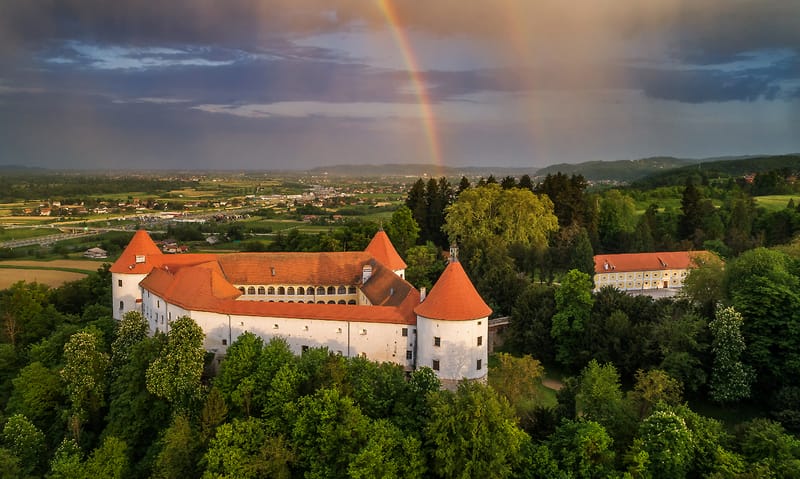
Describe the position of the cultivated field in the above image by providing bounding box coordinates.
[754,195,800,212]
[0,269,86,289]
[0,259,107,271]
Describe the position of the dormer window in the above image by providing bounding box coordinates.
[135,255,145,263]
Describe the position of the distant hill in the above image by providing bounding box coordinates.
[632,154,800,188]
[536,157,697,182]
[0,164,49,174]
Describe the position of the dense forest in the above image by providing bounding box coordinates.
[3,164,800,477]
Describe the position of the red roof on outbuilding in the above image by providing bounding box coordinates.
[594,251,710,274]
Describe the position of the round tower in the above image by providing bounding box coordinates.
[414,260,491,389]
[109,230,162,320]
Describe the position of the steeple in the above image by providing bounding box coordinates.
[414,261,491,321]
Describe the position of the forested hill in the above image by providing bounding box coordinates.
[536,157,695,182]
[632,153,800,188]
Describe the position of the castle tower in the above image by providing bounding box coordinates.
[365,230,407,279]
[414,260,491,389]
[109,230,162,320]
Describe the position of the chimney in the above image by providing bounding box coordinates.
[362,264,373,283]
[419,287,426,302]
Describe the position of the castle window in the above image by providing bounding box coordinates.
[277,286,286,295]
[118,279,122,287]
[477,336,483,346]
[287,287,295,295]
[348,286,357,294]
[157,300,160,308]
[402,328,408,337]
[317,301,324,304]
[348,300,356,305]
[338,285,346,294]
[268,286,275,295]
[222,339,227,346]
[432,359,440,371]
[273,324,279,329]
[257,286,265,295]
[338,300,346,304]
[361,329,367,335]
[327,286,336,295]
[406,350,412,360]
[119,300,124,310]
[297,287,305,295]
[337,328,342,334]
[434,336,441,347]
[238,287,245,294]
[308,286,314,295]
[317,287,325,295]
[247,286,256,295]
[328,300,335,304]
[477,359,482,370]
[302,345,309,353]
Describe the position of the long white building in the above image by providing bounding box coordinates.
[593,250,710,293]
[111,229,491,387]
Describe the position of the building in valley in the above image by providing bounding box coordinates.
[111,229,490,387]
[593,250,711,294]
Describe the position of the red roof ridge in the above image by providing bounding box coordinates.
[414,261,491,321]
[365,230,407,271]
[594,250,710,274]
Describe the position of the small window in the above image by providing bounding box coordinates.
[361,328,367,335]
[432,359,440,371]
[317,286,325,295]
[477,336,483,346]
[278,286,286,295]
[348,299,356,305]
[238,287,245,294]
[118,279,123,287]
[338,285,346,294]
[257,286,266,295]
[406,350,413,360]
[477,321,481,325]
[434,336,441,347]
[247,286,256,295]
[287,287,295,295]
[337,328,342,334]
[327,286,336,295]
[301,345,309,353]
[477,359,482,370]
[273,324,279,329]
[268,286,275,295]
[327,300,335,304]
[348,286,357,294]
[222,339,227,346]
[119,300,124,310]
[402,328,408,337]
[338,300,346,304]
[157,300,160,308]
[297,287,305,295]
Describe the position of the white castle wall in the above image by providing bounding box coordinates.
[112,272,147,320]
[416,315,488,387]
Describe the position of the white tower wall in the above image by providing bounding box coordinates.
[416,315,488,389]
[112,272,147,320]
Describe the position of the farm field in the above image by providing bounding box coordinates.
[754,195,800,212]
[0,259,107,271]
[0,269,86,289]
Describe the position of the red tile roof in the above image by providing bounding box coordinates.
[109,229,163,274]
[594,251,710,274]
[414,261,491,321]
[365,230,407,271]
[217,252,373,285]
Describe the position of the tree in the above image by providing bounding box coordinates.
[47,438,83,479]
[500,175,517,189]
[60,328,110,439]
[518,174,534,191]
[405,179,428,242]
[457,176,471,194]
[680,252,725,317]
[214,331,264,417]
[626,369,683,420]
[630,408,695,479]
[290,388,370,478]
[598,189,637,252]
[425,381,526,479]
[152,415,201,479]
[84,436,129,479]
[5,361,63,432]
[488,353,545,417]
[575,360,633,444]
[679,178,703,242]
[348,419,426,479]
[506,284,557,363]
[202,417,293,479]
[404,241,445,290]
[146,316,205,414]
[551,270,594,368]
[737,418,800,476]
[109,310,149,376]
[385,205,420,257]
[443,183,558,256]
[547,419,615,478]
[1,414,45,477]
[709,305,754,404]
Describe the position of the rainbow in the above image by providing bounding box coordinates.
[377,0,444,174]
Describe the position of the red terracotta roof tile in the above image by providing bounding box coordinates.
[217,252,373,285]
[414,261,491,321]
[365,230,407,271]
[594,251,710,274]
[109,229,163,273]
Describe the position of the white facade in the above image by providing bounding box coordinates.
[416,315,488,388]
[593,268,689,291]
[112,272,147,320]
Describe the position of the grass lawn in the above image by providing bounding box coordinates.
[0,227,61,241]
[754,195,800,212]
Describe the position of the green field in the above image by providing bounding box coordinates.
[0,227,61,241]
[754,195,800,212]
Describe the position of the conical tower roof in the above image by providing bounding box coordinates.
[365,230,407,271]
[414,261,491,321]
[110,229,163,274]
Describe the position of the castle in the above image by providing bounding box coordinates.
[111,229,491,387]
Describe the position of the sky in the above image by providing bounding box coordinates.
[0,1,799,171]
